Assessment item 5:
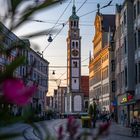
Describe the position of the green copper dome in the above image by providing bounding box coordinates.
[69,5,79,20]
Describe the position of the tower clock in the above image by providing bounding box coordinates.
[66,0,83,113]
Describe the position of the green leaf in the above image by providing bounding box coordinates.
[12,0,65,30]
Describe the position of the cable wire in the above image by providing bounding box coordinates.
[76,0,88,13]
[47,0,72,35]
[42,0,114,54]
[41,0,72,53]
[80,0,113,17]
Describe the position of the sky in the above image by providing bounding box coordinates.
[2,0,123,96]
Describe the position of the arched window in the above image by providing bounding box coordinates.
[76,21,78,27]
[71,21,73,27]
[72,41,75,48]
[76,41,78,48]
[74,21,76,27]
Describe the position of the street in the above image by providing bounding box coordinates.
[0,119,140,140]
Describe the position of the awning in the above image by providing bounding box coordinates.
[119,100,136,106]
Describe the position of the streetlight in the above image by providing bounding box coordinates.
[48,34,53,42]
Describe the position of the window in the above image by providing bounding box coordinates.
[112,80,115,92]
[72,41,75,48]
[134,4,136,20]
[135,64,138,84]
[124,37,127,53]
[111,60,115,71]
[137,1,140,15]
[125,67,127,87]
[138,30,140,48]
[102,84,109,95]
[76,21,78,27]
[139,62,140,83]
[124,11,126,25]
[76,41,78,48]
[102,66,108,80]
[73,61,77,68]
[74,21,76,27]
[134,32,137,50]
[30,54,33,64]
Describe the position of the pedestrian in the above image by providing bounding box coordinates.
[88,99,97,128]
[120,110,125,126]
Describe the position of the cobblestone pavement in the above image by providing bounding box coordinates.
[0,119,140,140]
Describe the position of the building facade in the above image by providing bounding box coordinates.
[115,0,135,124]
[89,6,115,112]
[57,86,67,113]
[0,22,30,115]
[66,2,83,113]
[27,48,49,117]
[133,0,140,122]
[80,76,89,112]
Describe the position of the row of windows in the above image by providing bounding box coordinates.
[135,62,140,84]
[0,53,16,63]
[116,71,125,90]
[29,54,48,74]
[121,1,140,27]
[134,0,140,20]
[93,70,101,84]
[134,30,140,50]
[71,41,79,49]
[100,100,110,106]
[30,72,48,87]
[70,21,79,28]
[93,86,101,99]
[102,54,108,63]
[93,60,101,72]
[102,66,108,80]
[102,84,109,95]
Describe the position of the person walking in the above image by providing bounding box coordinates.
[88,99,97,128]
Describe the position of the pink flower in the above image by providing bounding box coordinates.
[66,116,79,137]
[2,78,37,106]
[98,122,111,135]
[57,125,64,140]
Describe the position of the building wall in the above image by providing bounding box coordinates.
[89,12,115,112]
[115,0,138,124]
[80,76,89,111]
[56,87,67,113]
[27,48,49,116]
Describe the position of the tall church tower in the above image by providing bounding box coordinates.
[66,0,83,113]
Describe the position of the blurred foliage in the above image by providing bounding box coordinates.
[0,0,67,139]
[0,0,65,38]
[0,0,110,140]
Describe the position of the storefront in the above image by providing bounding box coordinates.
[117,92,135,125]
[134,100,140,119]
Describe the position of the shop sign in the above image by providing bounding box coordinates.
[120,97,127,103]
[127,93,134,101]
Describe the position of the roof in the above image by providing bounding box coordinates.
[69,5,79,20]
[102,14,115,32]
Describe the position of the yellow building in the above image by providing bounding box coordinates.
[89,6,115,112]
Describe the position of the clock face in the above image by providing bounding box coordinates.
[72,49,79,56]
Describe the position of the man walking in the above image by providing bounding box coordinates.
[88,99,97,128]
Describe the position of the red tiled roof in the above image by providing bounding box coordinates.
[80,76,89,97]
